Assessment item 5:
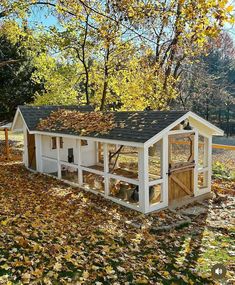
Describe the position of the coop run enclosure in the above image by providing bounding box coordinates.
[12,105,223,214]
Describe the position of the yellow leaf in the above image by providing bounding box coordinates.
[1,264,11,270]
[82,270,89,279]
[226,5,234,13]
[22,272,31,284]
[31,219,41,228]
[53,262,62,271]
[189,279,194,285]
[105,265,115,275]
[162,271,170,278]
[1,219,8,226]
[136,277,149,284]
[43,277,52,285]
[219,0,228,8]
[32,268,43,278]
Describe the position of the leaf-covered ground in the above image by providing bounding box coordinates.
[0,134,234,284]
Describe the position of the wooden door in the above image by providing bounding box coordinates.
[27,132,36,170]
[168,133,195,203]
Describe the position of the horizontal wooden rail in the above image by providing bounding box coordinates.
[170,140,235,150]
[212,144,235,150]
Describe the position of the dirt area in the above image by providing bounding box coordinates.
[0,135,234,284]
[0,131,23,162]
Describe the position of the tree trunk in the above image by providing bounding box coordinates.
[205,97,209,121]
[83,63,90,105]
[82,14,90,105]
[218,108,222,128]
[100,47,110,111]
[100,80,108,111]
[226,106,230,137]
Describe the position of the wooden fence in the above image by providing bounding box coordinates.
[212,144,235,151]
[171,139,235,151]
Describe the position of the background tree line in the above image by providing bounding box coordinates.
[0,0,234,135]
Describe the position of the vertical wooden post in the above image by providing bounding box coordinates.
[203,136,209,168]
[138,147,148,213]
[115,144,119,168]
[97,142,102,164]
[77,139,83,186]
[4,128,9,160]
[207,136,212,192]
[193,130,199,196]
[162,135,169,207]
[56,137,61,179]
[23,126,28,166]
[35,134,43,172]
[103,143,109,197]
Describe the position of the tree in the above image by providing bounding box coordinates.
[0,23,44,120]
[32,53,80,106]
[110,0,235,105]
[0,0,234,111]
[173,32,235,136]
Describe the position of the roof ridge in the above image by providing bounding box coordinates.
[18,105,91,108]
[18,105,188,113]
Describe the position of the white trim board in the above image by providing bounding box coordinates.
[11,108,29,133]
[188,111,224,136]
[29,130,144,147]
[145,111,224,147]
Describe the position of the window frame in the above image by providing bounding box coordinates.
[51,137,56,149]
[51,137,63,149]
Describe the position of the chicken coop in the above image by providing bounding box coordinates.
[12,105,223,213]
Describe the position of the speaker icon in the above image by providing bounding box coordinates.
[211,263,226,279]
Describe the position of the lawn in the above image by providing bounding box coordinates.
[0,133,234,284]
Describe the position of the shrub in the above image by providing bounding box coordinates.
[212,161,235,181]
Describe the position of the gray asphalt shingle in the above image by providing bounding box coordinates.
[18,105,187,143]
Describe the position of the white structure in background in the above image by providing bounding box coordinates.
[12,105,223,214]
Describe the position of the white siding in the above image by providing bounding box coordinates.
[42,159,58,173]
[41,135,57,159]
[80,141,96,166]
[41,135,96,167]
[60,137,78,164]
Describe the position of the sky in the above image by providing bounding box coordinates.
[28,5,235,44]
[225,0,235,42]
[28,6,59,29]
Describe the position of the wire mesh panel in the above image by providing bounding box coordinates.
[198,135,208,168]
[108,144,139,180]
[61,164,78,184]
[148,139,163,181]
[149,184,162,205]
[109,178,139,205]
[83,171,105,193]
[198,171,209,189]
[169,133,194,168]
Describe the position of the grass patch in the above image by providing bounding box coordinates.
[213,161,235,181]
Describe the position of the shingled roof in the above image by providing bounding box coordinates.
[19,105,93,130]
[18,105,188,143]
[0,121,12,130]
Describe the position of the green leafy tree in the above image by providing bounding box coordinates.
[0,24,44,119]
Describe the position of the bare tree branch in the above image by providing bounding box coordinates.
[0,59,21,68]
